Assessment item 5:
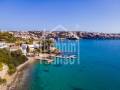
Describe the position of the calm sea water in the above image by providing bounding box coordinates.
[21,40,120,90]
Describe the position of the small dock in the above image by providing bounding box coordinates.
[55,55,76,59]
[35,56,54,63]
[40,58,54,63]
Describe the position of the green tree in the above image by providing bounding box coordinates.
[0,62,3,71]
[0,49,28,75]
[41,39,54,53]
[26,45,30,54]
[0,78,6,85]
[0,32,16,43]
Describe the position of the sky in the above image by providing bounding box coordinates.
[0,0,120,33]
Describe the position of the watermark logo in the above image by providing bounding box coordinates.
[39,25,80,65]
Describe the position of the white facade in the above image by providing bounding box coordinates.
[20,44,27,55]
[0,42,8,49]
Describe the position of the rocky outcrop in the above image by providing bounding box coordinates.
[76,31,120,39]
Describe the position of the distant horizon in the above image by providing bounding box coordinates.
[0,28,120,34]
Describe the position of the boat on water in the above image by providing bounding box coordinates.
[55,55,77,59]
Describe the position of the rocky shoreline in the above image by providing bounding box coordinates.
[76,31,120,39]
[0,57,35,90]
[0,69,26,90]
[0,54,57,90]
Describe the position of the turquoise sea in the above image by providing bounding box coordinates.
[20,40,120,90]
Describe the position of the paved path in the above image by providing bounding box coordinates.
[0,64,8,79]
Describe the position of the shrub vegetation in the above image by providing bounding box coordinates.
[0,49,28,75]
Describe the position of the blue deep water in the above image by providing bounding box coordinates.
[24,40,120,90]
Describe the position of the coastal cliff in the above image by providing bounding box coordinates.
[76,31,120,39]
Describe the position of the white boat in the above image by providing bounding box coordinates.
[56,55,76,59]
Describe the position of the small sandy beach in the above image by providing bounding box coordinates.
[0,53,56,90]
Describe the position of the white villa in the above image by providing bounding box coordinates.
[20,43,41,55]
[0,42,8,49]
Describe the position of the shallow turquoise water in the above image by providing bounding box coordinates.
[24,40,120,90]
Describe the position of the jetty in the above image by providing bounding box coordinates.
[40,58,54,63]
[17,54,54,71]
[55,55,76,59]
[34,54,54,63]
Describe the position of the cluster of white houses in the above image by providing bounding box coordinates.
[0,41,41,55]
[0,41,41,80]
[21,43,40,55]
